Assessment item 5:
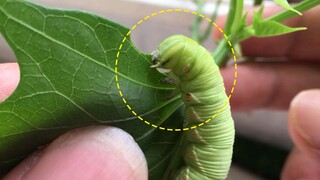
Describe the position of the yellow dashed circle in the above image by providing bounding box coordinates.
[115,9,238,132]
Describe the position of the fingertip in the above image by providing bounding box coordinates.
[286,90,320,179]
[289,89,320,159]
[5,126,148,180]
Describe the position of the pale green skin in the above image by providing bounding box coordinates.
[152,35,235,180]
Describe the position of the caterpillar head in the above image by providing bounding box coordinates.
[151,35,187,69]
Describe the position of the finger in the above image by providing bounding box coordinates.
[4,126,148,180]
[221,62,320,111]
[213,5,320,60]
[282,90,320,179]
[287,90,320,160]
[281,148,320,179]
[0,63,20,102]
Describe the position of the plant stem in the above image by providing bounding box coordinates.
[199,0,223,44]
[213,0,243,66]
[191,0,205,42]
[213,39,228,66]
[231,0,244,34]
[254,0,263,6]
[224,0,236,35]
[224,0,244,35]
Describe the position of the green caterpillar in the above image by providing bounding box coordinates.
[152,35,235,180]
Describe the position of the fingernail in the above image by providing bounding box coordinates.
[7,126,147,180]
[290,90,320,150]
[50,126,148,179]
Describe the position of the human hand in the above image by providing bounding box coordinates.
[0,63,148,180]
[215,5,320,179]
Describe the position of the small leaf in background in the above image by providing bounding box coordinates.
[241,12,248,30]
[253,20,306,37]
[0,0,183,178]
[273,0,302,15]
[252,5,264,25]
[232,11,248,40]
[251,5,306,37]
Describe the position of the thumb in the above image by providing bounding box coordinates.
[4,126,148,180]
[282,89,320,179]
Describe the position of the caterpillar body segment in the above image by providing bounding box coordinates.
[152,35,235,180]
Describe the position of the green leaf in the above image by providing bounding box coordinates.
[253,20,306,37]
[252,5,264,25]
[273,0,302,15]
[251,5,306,37]
[236,11,248,36]
[0,0,183,178]
[241,12,248,28]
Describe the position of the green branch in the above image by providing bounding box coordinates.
[239,0,320,41]
[224,0,244,35]
[213,0,243,66]
[213,0,320,66]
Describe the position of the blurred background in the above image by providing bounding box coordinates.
[0,0,298,179]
